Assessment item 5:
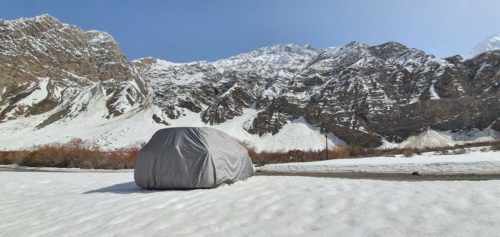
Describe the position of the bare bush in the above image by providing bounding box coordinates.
[0,150,29,165]
[1,138,498,168]
[0,138,138,169]
[248,140,500,165]
[402,148,415,157]
[491,144,500,151]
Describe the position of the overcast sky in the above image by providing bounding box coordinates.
[1,0,499,62]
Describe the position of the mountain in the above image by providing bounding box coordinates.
[133,44,319,124]
[136,41,500,147]
[469,34,500,58]
[0,14,149,124]
[0,15,498,151]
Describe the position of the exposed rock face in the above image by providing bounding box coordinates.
[1,15,499,149]
[133,44,318,123]
[0,15,148,125]
[138,42,500,147]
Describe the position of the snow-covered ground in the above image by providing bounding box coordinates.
[0,101,346,152]
[259,149,500,175]
[380,129,499,149]
[1,171,500,236]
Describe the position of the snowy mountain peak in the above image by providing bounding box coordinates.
[469,34,500,58]
[4,13,57,23]
[31,14,58,22]
[1,14,62,29]
[85,30,116,44]
[223,43,319,63]
[344,41,370,48]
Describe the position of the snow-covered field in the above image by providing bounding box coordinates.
[259,149,500,175]
[1,171,499,237]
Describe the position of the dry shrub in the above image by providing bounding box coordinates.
[332,148,350,158]
[1,138,139,169]
[247,140,500,165]
[0,150,29,165]
[249,147,354,166]
[2,138,499,168]
[247,147,265,166]
[402,148,415,157]
[348,145,365,157]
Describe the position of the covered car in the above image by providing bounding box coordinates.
[134,127,253,189]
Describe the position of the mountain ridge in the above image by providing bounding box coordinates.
[0,15,498,151]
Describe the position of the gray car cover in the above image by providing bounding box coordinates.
[134,127,253,189]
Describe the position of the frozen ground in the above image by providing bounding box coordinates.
[1,171,500,237]
[259,149,500,175]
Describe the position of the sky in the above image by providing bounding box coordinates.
[1,0,499,62]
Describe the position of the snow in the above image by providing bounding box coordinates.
[429,82,440,100]
[380,128,499,149]
[402,129,452,148]
[1,171,500,236]
[0,87,164,150]
[250,117,346,152]
[259,149,500,175]
[469,34,500,58]
[16,77,49,107]
[87,30,114,44]
[151,58,181,67]
[108,81,142,113]
[0,99,344,152]
[0,86,6,100]
[164,109,345,152]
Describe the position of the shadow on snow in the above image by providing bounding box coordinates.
[83,182,201,194]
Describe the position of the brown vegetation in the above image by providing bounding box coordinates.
[491,144,500,151]
[0,139,137,169]
[0,139,498,169]
[247,140,500,166]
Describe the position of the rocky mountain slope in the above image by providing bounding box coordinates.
[0,15,149,126]
[0,15,498,151]
[136,42,500,147]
